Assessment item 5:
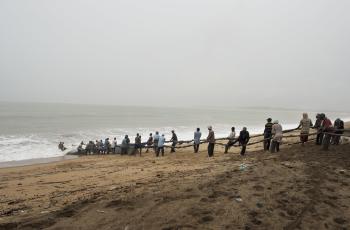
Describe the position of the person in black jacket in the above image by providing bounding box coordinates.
[170,130,178,153]
[332,118,344,145]
[238,127,250,156]
[263,118,273,151]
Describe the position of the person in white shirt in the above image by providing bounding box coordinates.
[112,137,117,153]
[224,127,237,153]
[270,120,283,153]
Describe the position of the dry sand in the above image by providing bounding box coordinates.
[1,127,350,230]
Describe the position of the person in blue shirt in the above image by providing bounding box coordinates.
[157,134,166,157]
[153,131,160,153]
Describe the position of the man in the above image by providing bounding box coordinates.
[314,114,323,145]
[332,118,344,145]
[206,126,215,157]
[224,127,237,153]
[104,138,110,154]
[270,120,283,153]
[112,137,117,153]
[77,141,85,154]
[170,130,178,153]
[238,127,250,156]
[263,118,273,151]
[157,134,166,157]
[153,131,160,153]
[121,135,130,155]
[145,133,153,153]
[134,133,142,156]
[320,114,333,150]
[193,128,202,153]
[297,113,313,145]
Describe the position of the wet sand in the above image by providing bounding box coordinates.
[1,129,350,229]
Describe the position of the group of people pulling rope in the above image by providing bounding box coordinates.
[60,113,347,157]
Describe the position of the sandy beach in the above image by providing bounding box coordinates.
[1,127,350,230]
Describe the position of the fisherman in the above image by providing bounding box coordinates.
[193,128,202,153]
[77,141,85,154]
[121,135,130,155]
[157,134,166,157]
[224,127,237,153]
[134,133,142,156]
[320,114,333,150]
[170,130,178,153]
[58,142,67,151]
[332,118,344,145]
[95,140,99,154]
[297,113,313,145]
[206,126,215,157]
[314,114,323,145]
[263,118,273,151]
[105,138,110,154]
[98,140,104,154]
[270,120,283,153]
[112,137,117,153]
[85,141,92,154]
[238,127,250,156]
[145,133,153,153]
[153,131,160,153]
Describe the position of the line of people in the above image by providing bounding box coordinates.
[62,113,346,156]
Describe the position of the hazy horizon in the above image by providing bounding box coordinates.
[1,0,349,111]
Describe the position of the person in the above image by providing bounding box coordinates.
[98,140,103,154]
[153,131,160,153]
[58,142,67,151]
[157,134,166,157]
[95,140,100,154]
[170,130,178,153]
[332,118,344,145]
[263,118,273,151]
[145,133,153,153]
[238,127,250,156]
[121,135,130,155]
[206,126,215,157]
[134,133,142,156]
[86,141,94,155]
[224,127,237,153]
[77,141,85,154]
[104,138,111,154]
[314,114,323,145]
[297,113,313,145]
[270,120,283,153]
[193,128,202,153]
[320,114,333,150]
[112,137,118,154]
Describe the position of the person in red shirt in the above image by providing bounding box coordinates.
[320,114,333,150]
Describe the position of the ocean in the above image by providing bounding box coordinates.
[0,102,349,163]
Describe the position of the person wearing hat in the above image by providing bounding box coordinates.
[170,130,178,153]
[157,134,166,157]
[263,118,273,151]
[270,120,283,153]
[206,126,215,157]
[238,127,250,156]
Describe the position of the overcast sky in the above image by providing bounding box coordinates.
[0,0,349,111]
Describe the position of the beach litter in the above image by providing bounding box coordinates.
[96,210,106,213]
[234,197,243,202]
[239,164,248,171]
[40,211,50,214]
